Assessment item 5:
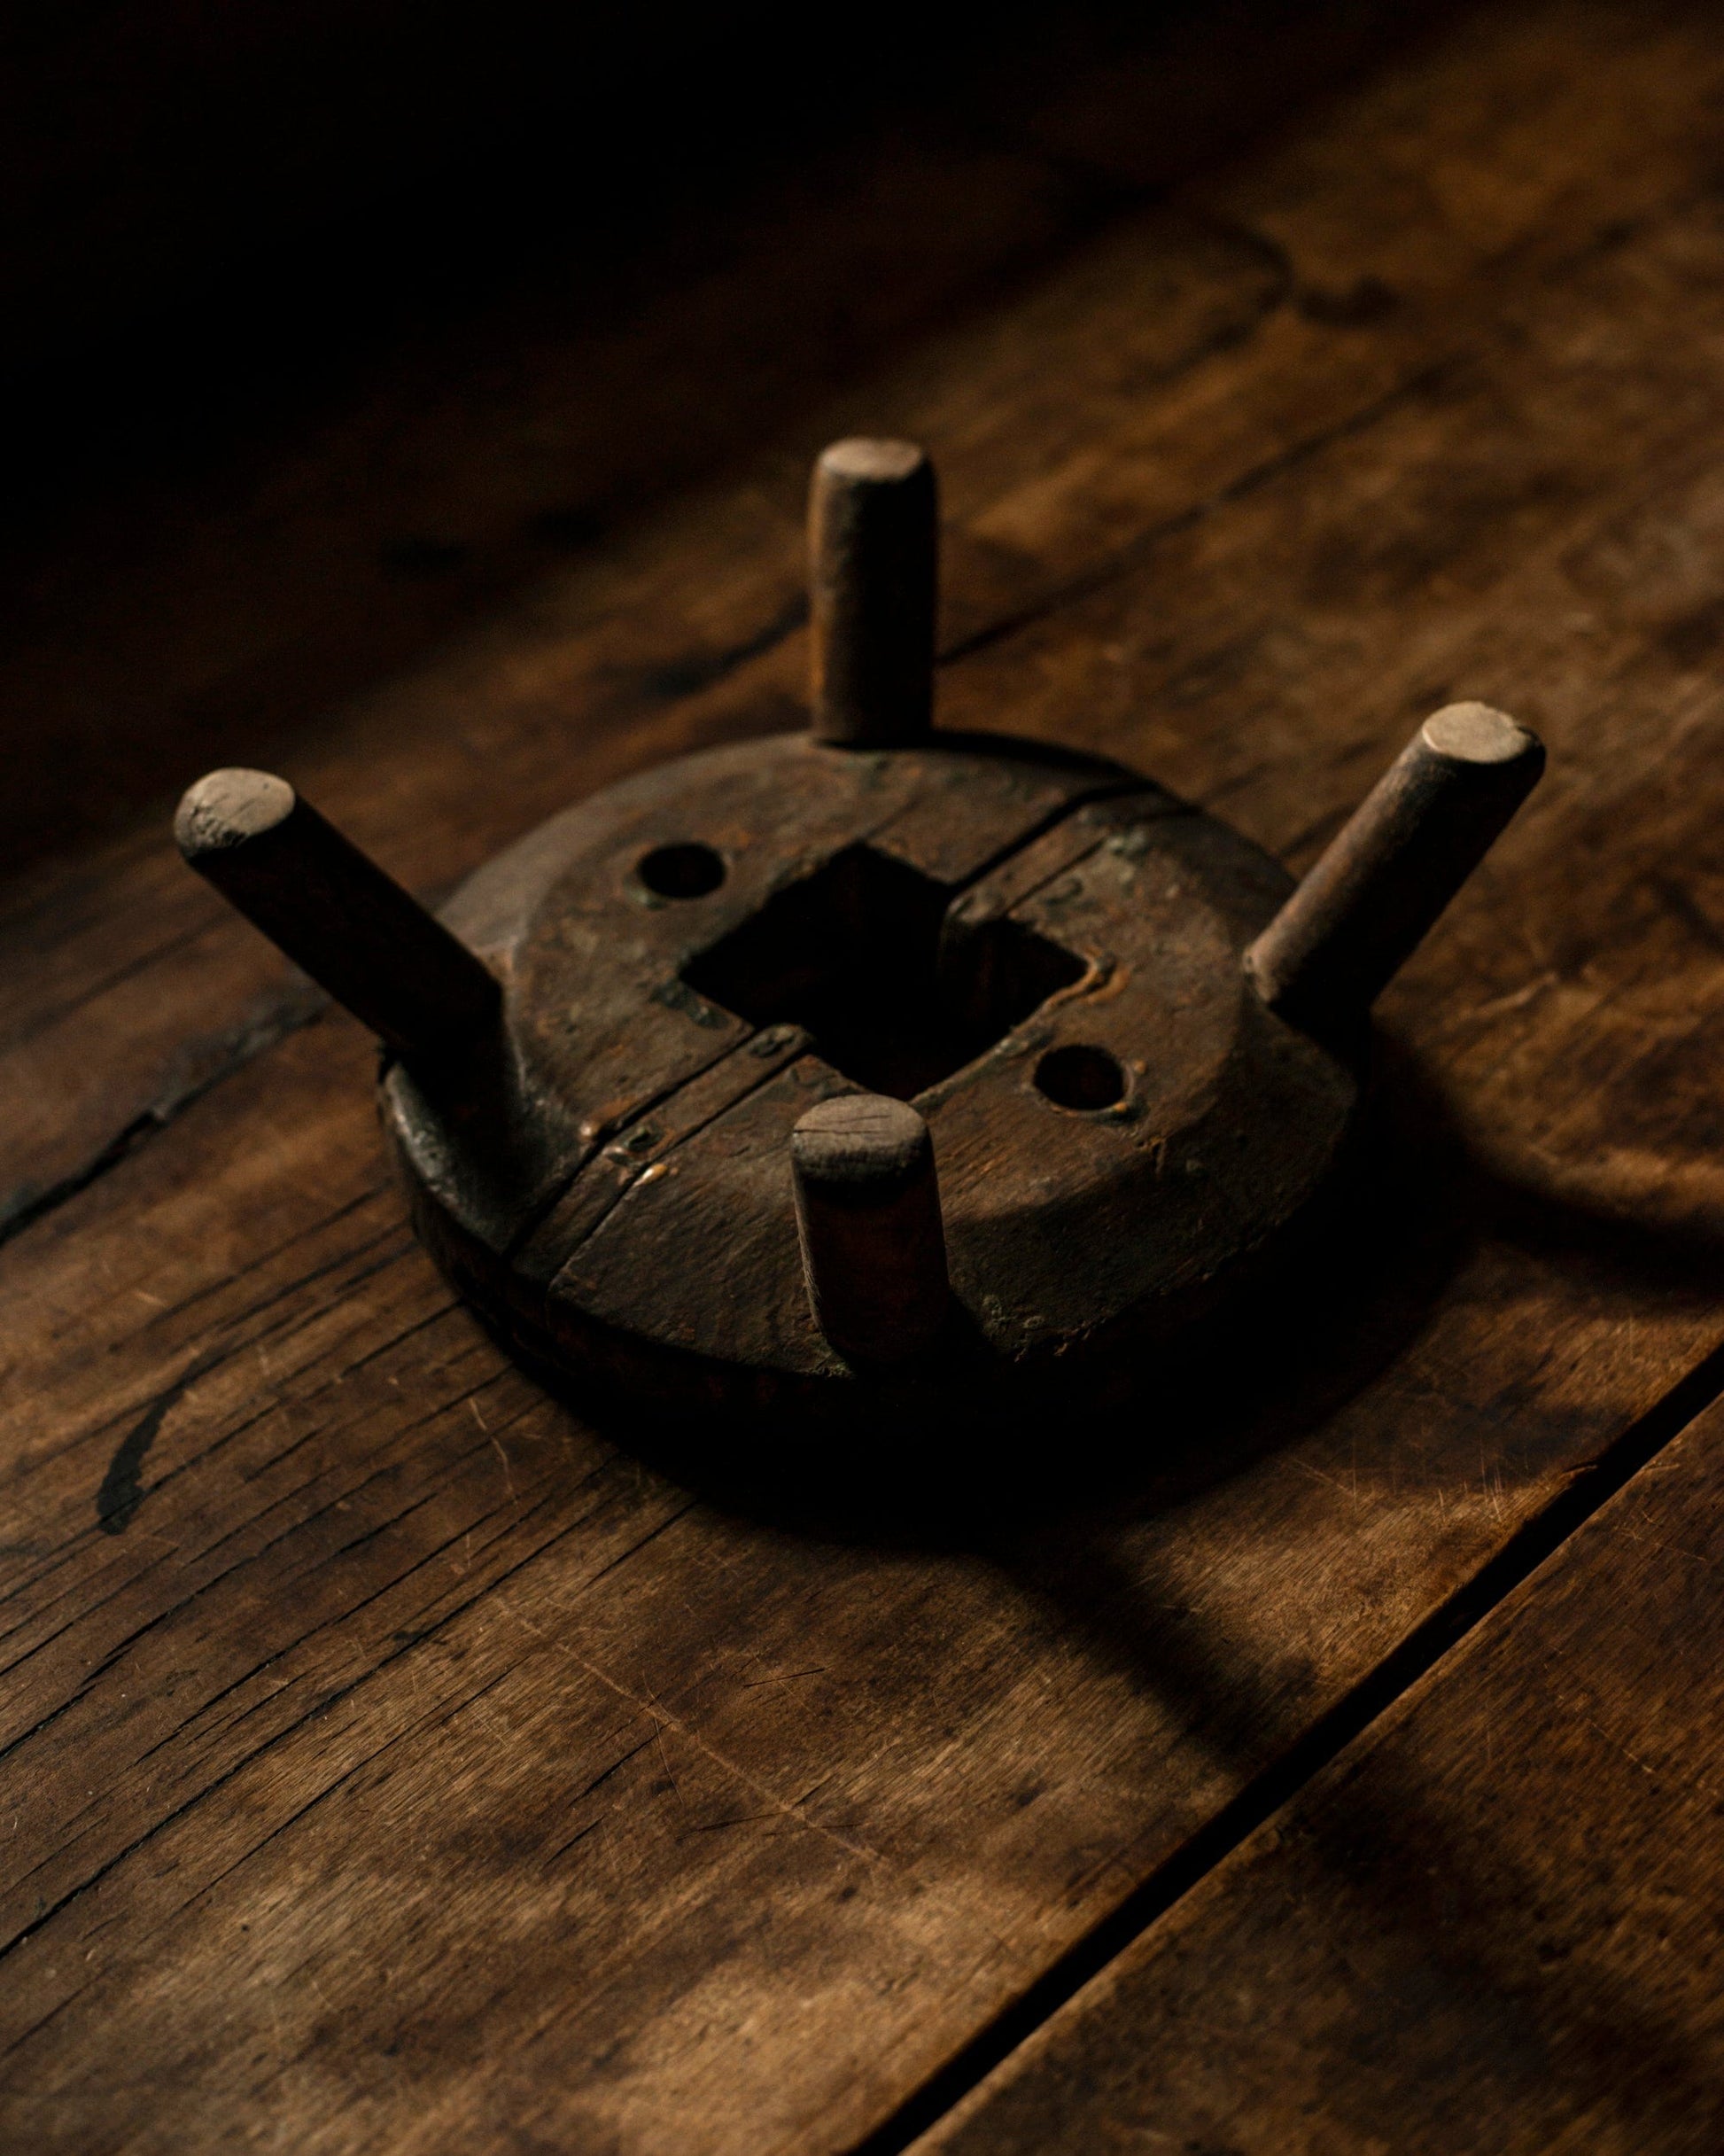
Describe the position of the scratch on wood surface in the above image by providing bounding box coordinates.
[1289,1456,1360,1508]
[493,1592,882,1864]
[654,1727,685,1808]
[1464,970,1561,1025]
[1584,1715,1660,1779]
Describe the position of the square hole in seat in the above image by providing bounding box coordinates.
[683,842,1083,1099]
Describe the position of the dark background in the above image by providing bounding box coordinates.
[2,0,1436,871]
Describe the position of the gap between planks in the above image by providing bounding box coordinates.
[850,1330,1724,2155]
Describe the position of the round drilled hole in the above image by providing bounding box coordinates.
[637,841,726,899]
[1034,1044,1128,1113]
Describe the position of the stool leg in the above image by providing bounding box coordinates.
[1246,703,1544,1037]
[808,438,938,748]
[176,768,501,1070]
[792,1094,950,1364]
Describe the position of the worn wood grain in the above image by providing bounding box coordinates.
[4,5,1724,2152]
[918,1394,1724,2156]
[1,1056,1705,2156]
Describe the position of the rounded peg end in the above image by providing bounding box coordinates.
[1246,700,1546,1035]
[791,1094,950,1365]
[793,1093,929,1190]
[817,437,928,486]
[809,437,938,750]
[175,768,297,859]
[1420,701,1542,768]
[174,766,499,1067]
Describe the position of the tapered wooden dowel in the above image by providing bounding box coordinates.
[791,1094,950,1364]
[1246,702,1545,1035]
[175,768,501,1065]
[808,437,937,747]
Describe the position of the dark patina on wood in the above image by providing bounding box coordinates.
[20,16,1724,2144]
[175,441,1542,1439]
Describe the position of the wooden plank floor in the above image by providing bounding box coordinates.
[918,1391,1724,2156]
[4,4,1724,2149]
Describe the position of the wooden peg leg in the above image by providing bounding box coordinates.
[1246,702,1545,1037]
[791,1094,950,1364]
[808,437,937,747]
[175,768,501,1068]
